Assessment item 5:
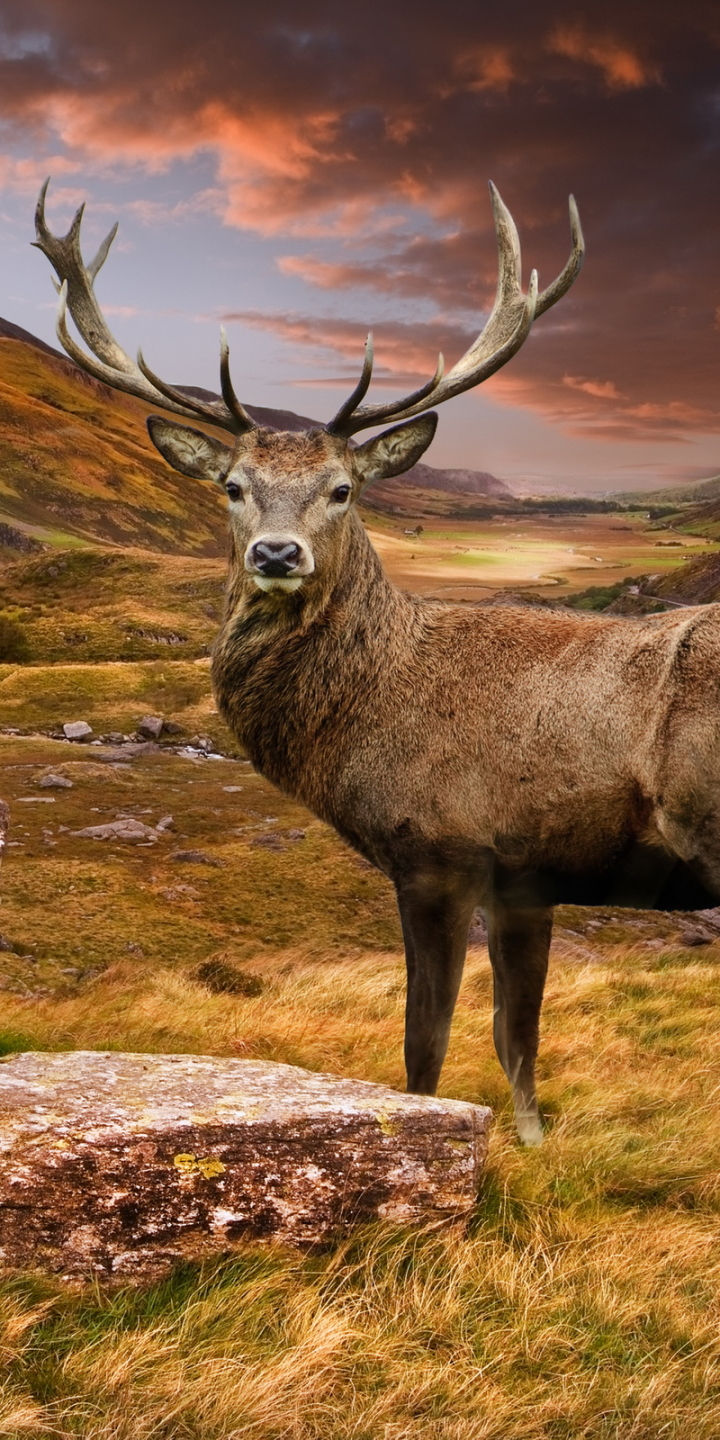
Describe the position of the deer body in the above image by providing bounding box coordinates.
[37,175,720,1143]
[212,496,720,895]
[207,482,720,1142]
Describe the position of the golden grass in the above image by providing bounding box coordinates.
[0,339,228,554]
[1,731,720,1436]
[1,928,720,1434]
[0,548,225,664]
[0,659,227,742]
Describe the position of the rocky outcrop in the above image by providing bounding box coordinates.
[0,1052,491,1280]
[389,461,511,498]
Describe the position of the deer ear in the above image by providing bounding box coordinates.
[352,413,438,487]
[147,416,233,482]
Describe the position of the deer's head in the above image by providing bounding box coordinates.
[33,180,583,593]
[145,412,437,592]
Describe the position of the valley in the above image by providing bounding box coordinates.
[1,323,720,1437]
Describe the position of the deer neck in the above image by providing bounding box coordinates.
[212,512,413,805]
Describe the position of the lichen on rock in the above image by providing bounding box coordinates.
[0,1051,492,1281]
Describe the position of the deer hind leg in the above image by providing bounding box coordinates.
[396,869,478,1097]
[485,902,553,1146]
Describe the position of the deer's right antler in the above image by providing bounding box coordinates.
[33,179,255,436]
[326,183,584,437]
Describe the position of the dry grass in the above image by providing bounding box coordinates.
[1,726,720,1437]
[0,339,228,554]
[0,661,226,742]
[0,548,225,664]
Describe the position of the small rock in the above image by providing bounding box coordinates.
[155,815,174,832]
[171,849,225,867]
[286,828,306,842]
[250,833,286,851]
[63,721,92,742]
[97,743,155,762]
[71,819,159,843]
[162,720,184,736]
[38,774,73,789]
[194,959,264,996]
[137,715,165,740]
[223,785,244,793]
[0,935,16,952]
[678,928,713,947]
[187,736,213,751]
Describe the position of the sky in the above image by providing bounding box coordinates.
[0,0,718,492]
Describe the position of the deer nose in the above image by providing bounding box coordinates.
[249,539,302,577]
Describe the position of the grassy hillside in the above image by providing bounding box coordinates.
[0,338,229,554]
[618,474,720,507]
[0,547,225,664]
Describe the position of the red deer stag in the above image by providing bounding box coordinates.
[34,181,720,1144]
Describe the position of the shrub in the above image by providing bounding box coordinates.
[193,957,264,996]
[0,613,31,662]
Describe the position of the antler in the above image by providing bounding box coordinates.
[32,179,255,436]
[326,182,584,437]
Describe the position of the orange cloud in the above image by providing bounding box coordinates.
[455,47,515,92]
[563,375,624,400]
[0,0,716,465]
[551,27,659,89]
[220,310,463,387]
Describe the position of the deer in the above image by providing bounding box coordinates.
[33,180,720,1144]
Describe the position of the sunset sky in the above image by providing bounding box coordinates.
[0,1,718,491]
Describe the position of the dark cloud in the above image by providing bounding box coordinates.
[0,0,719,442]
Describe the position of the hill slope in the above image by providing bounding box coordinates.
[0,337,230,554]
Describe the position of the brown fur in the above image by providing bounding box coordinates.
[148,419,720,1143]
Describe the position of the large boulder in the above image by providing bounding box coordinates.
[0,1052,491,1281]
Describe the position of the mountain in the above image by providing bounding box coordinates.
[615,475,720,507]
[611,473,720,542]
[0,315,68,360]
[648,551,720,604]
[388,461,510,498]
[177,385,319,434]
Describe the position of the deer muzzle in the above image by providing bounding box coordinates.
[245,535,315,592]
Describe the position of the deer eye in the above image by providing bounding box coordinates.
[225,480,242,501]
[330,484,351,504]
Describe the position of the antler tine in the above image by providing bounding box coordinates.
[135,346,242,431]
[87,222,118,284]
[52,280,215,424]
[32,179,244,435]
[327,183,583,438]
[326,333,374,434]
[219,327,256,433]
[328,338,447,437]
[535,194,584,316]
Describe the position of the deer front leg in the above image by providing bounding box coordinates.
[485,901,552,1146]
[395,870,478,1096]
